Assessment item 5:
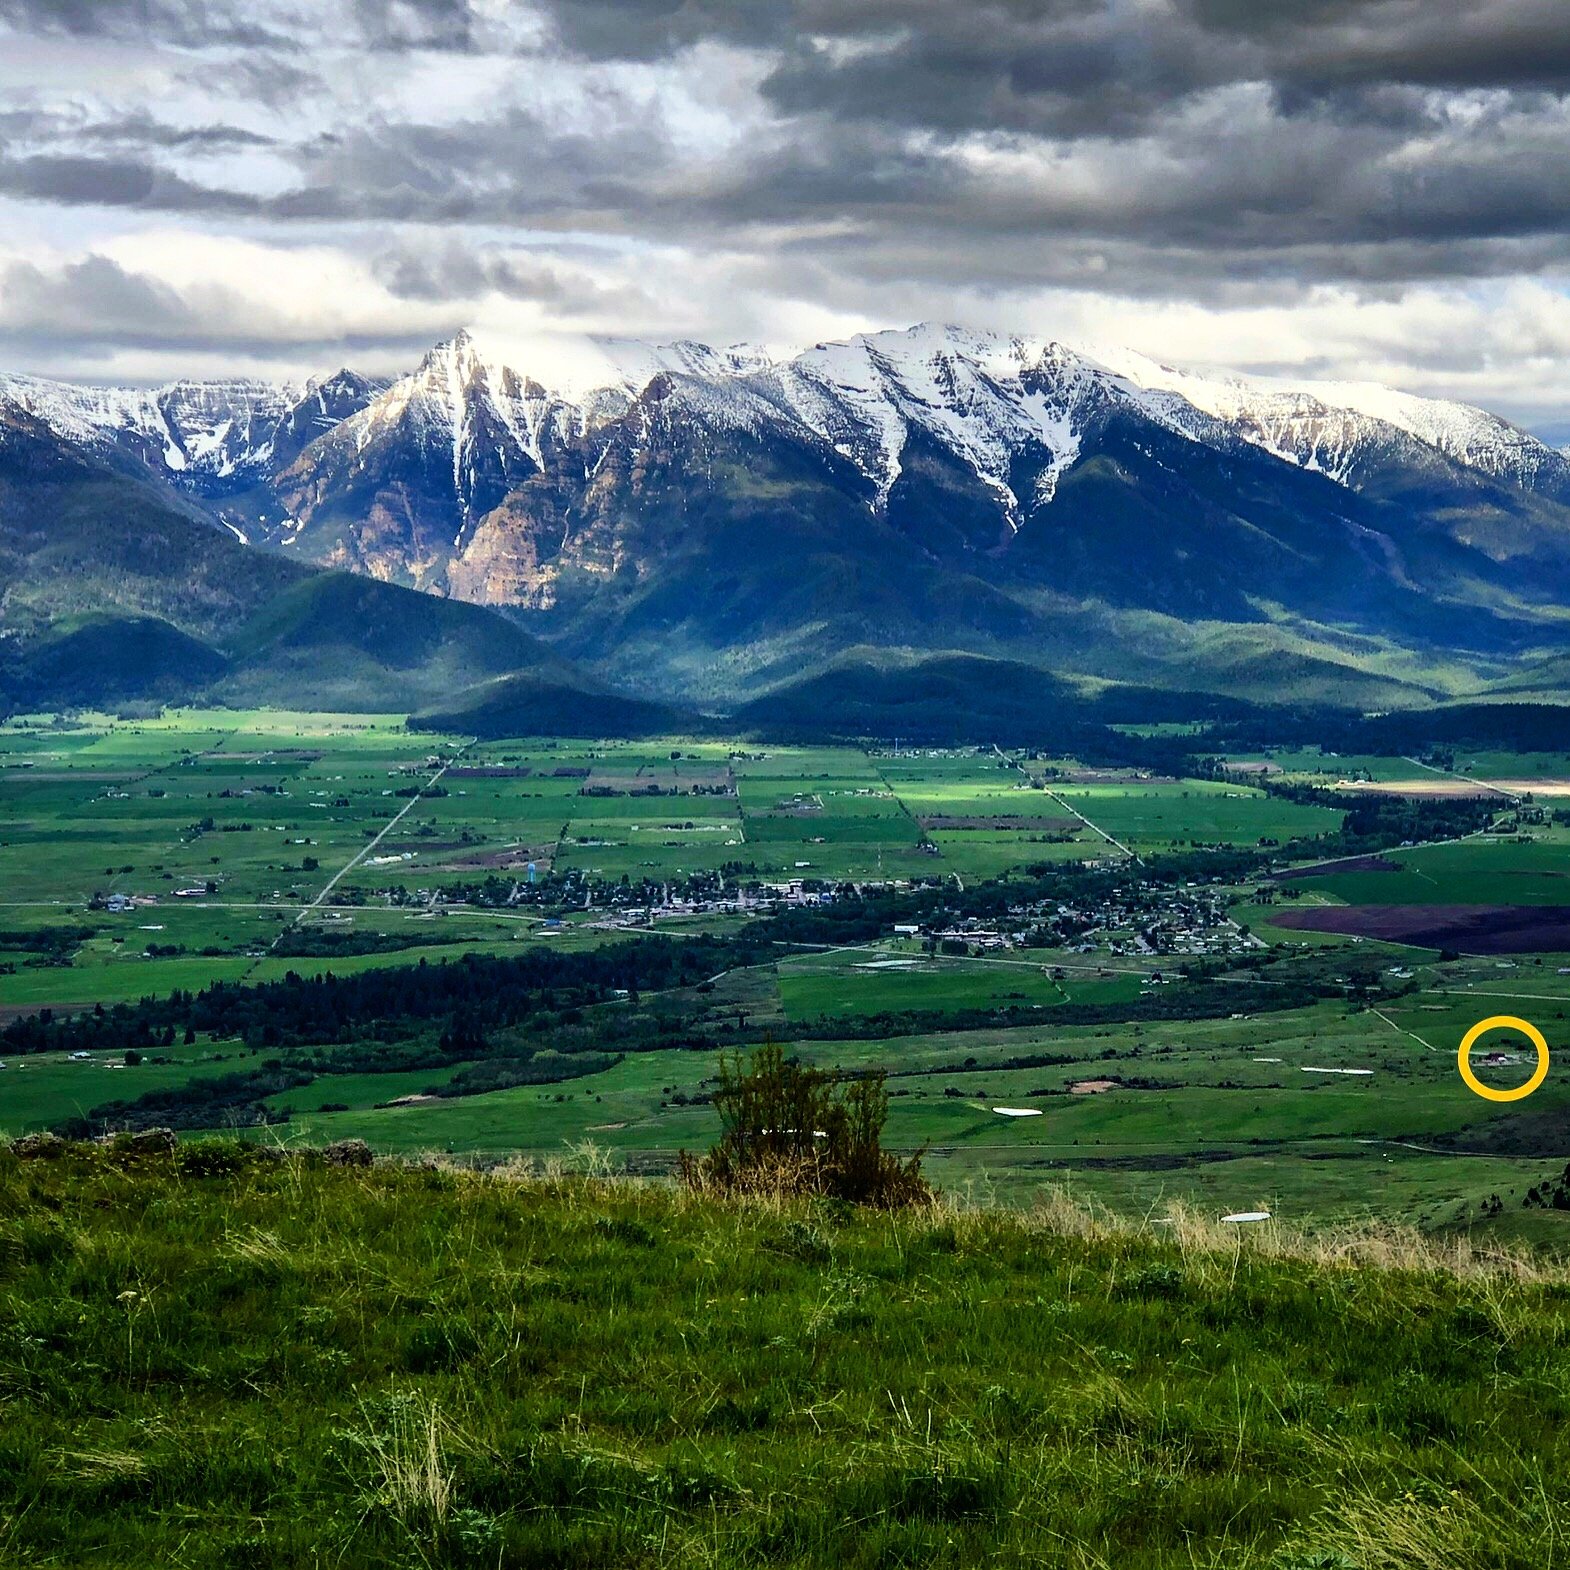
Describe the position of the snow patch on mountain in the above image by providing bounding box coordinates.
[777,335,913,498]
[10,322,1570,545]
[1295,378,1565,490]
[1088,344,1570,498]
[1084,347,1369,481]
[452,327,775,411]
[761,325,1092,518]
[0,372,308,480]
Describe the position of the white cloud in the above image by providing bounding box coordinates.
[8,224,1570,439]
[1,2,1570,432]
[1049,280,1570,428]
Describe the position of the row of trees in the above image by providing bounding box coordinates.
[1,933,776,1059]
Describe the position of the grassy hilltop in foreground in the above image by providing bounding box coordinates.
[3,1140,1569,1569]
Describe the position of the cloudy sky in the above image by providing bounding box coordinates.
[3,0,1570,437]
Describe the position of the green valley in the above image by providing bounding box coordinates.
[3,707,1568,1247]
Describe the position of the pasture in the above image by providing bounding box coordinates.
[4,711,1570,1237]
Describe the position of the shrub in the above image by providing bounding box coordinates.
[1118,1263,1188,1301]
[679,1044,929,1208]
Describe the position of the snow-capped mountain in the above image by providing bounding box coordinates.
[8,323,1570,701]
[1299,379,1570,497]
[1089,345,1570,503]
[273,322,1570,552]
[741,327,1097,519]
[276,323,1173,570]
[0,368,386,502]
[8,323,1566,533]
[262,325,1130,592]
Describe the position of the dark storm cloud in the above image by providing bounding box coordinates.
[0,252,458,360]
[180,53,327,109]
[372,243,583,301]
[77,113,278,151]
[538,0,783,61]
[9,92,1570,291]
[0,89,670,225]
[759,6,1236,141]
[4,0,1570,324]
[1187,0,1570,91]
[536,0,1570,100]
[0,253,197,335]
[0,0,288,48]
[486,0,1570,287]
[0,152,262,211]
[0,105,278,151]
[266,104,674,224]
[371,240,657,314]
[746,0,1570,141]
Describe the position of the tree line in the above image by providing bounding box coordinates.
[1,933,777,1059]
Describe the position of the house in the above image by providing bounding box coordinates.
[105,894,133,914]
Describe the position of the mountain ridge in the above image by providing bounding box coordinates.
[11,324,1565,518]
[15,326,1570,533]
[7,324,1570,712]
[0,401,624,717]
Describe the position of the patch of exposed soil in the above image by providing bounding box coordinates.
[432,845,557,872]
[1330,779,1499,798]
[1275,855,1401,879]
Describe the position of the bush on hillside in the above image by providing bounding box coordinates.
[680,1044,929,1208]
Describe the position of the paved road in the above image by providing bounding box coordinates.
[258,744,470,962]
[989,743,1138,859]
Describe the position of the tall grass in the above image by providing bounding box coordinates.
[1,1137,1566,1567]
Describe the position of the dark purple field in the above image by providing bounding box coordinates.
[1271,904,1570,954]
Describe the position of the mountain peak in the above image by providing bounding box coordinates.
[8,326,1570,537]
[306,368,374,397]
[417,329,483,376]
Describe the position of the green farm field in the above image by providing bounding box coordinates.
[1274,832,1570,906]
[4,709,1569,1246]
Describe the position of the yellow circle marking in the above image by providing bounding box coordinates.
[1457,1016,1549,1103]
